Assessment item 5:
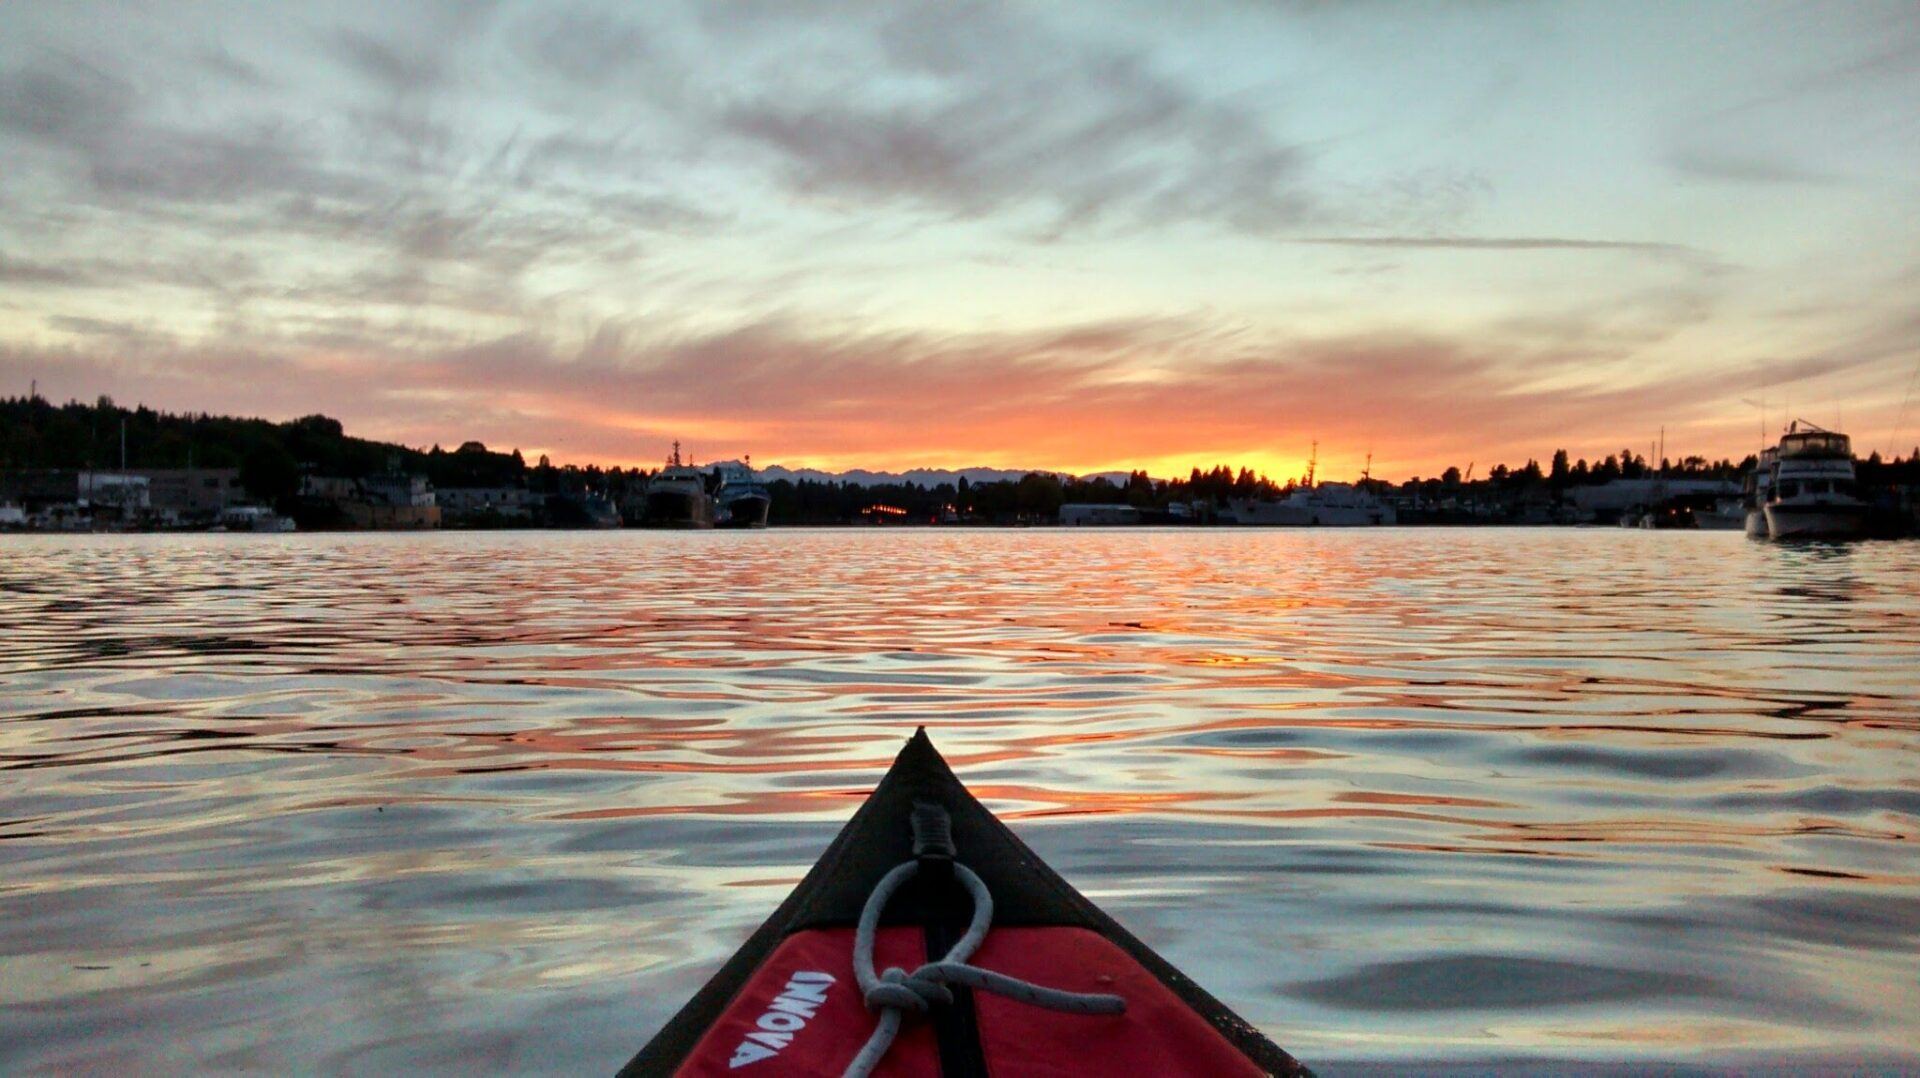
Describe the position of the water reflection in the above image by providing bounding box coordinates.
[1,530,1917,1071]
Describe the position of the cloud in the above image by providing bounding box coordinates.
[328,28,448,96]
[0,56,363,210]
[0,59,136,145]
[1296,236,1692,254]
[89,123,362,205]
[711,4,1316,235]
[196,43,274,89]
[1664,147,1837,186]
[43,315,148,338]
[12,298,1886,479]
[513,8,655,91]
[0,251,90,286]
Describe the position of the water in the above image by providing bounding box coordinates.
[2,529,1916,1074]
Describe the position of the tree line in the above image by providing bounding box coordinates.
[6,395,1917,522]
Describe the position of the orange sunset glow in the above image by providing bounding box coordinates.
[4,3,1918,481]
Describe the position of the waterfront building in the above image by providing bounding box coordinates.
[1061,503,1143,526]
[437,486,538,522]
[135,468,243,519]
[298,473,441,529]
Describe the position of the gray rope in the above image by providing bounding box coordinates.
[843,858,1126,1078]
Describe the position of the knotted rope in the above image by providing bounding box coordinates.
[843,808,1126,1078]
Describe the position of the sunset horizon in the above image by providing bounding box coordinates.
[0,384,1871,488]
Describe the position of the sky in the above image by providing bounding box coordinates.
[3,0,1918,482]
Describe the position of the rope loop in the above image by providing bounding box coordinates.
[841,806,1126,1078]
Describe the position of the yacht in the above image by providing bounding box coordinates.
[642,443,716,528]
[1762,421,1868,540]
[712,460,771,528]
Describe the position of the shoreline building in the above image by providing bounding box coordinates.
[298,473,441,529]
[134,468,243,525]
[1061,503,1143,526]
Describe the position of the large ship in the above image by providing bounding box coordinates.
[1761,421,1868,540]
[641,443,716,528]
[1226,482,1397,526]
[711,460,771,528]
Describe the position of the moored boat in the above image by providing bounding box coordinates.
[1226,482,1396,526]
[1743,445,1777,538]
[1762,421,1868,541]
[1223,446,1395,527]
[644,443,717,529]
[1697,496,1746,531]
[713,460,771,528]
[622,729,1310,1076]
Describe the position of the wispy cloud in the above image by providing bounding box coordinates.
[711,3,1317,236]
[1297,236,1692,254]
[1663,147,1837,186]
[0,251,91,286]
[4,297,1892,478]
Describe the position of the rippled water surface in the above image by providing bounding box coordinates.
[3,529,1918,1074]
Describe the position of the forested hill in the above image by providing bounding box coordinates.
[0,396,1278,513]
[0,395,536,502]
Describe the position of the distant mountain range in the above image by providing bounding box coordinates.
[754,465,1138,488]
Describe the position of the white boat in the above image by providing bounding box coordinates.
[1697,496,1747,531]
[711,460,770,528]
[1762,421,1868,540]
[642,443,716,528]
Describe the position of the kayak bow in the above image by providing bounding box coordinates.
[621,728,1310,1077]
